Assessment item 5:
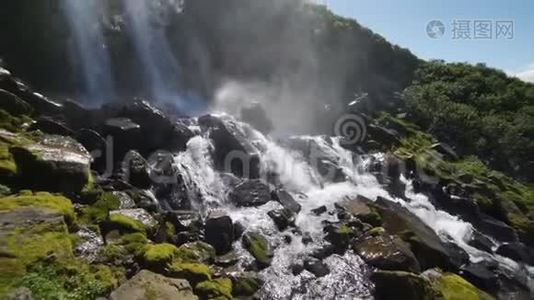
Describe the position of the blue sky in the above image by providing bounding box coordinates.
[325,0,534,82]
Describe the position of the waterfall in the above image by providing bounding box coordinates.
[123,0,196,111]
[167,114,533,299]
[61,0,115,105]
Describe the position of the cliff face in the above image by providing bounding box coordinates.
[0,0,420,113]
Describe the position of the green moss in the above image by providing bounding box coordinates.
[394,131,435,158]
[434,273,494,300]
[175,242,216,263]
[195,278,233,300]
[142,243,179,266]
[0,192,75,224]
[14,261,120,300]
[367,227,386,237]
[358,210,382,227]
[79,191,120,224]
[0,142,17,177]
[242,232,272,267]
[0,217,73,295]
[0,184,11,196]
[0,109,32,133]
[107,213,147,234]
[232,277,262,297]
[168,262,212,284]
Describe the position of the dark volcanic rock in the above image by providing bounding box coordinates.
[199,114,260,179]
[304,257,330,277]
[373,196,469,271]
[242,232,273,268]
[496,242,534,265]
[10,135,92,194]
[28,117,74,136]
[76,128,107,172]
[229,179,271,207]
[121,150,151,189]
[204,212,234,254]
[371,270,438,300]
[476,213,518,243]
[267,208,295,231]
[272,189,301,213]
[311,205,327,216]
[0,88,32,116]
[353,233,421,273]
[467,230,495,253]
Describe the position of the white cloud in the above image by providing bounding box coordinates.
[512,63,534,83]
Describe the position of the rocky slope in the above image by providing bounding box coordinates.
[1,66,533,299]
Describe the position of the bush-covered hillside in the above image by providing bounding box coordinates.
[404,61,534,182]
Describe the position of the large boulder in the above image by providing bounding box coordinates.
[353,233,421,273]
[28,116,74,136]
[371,270,440,300]
[10,135,92,194]
[271,189,301,213]
[121,150,151,189]
[114,100,194,153]
[0,71,62,116]
[496,242,534,265]
[204,212,234,254]
[0,89,32,116]
[229,179,271,207]
[242,232,273,268]
[198,114,260,179]
[109,270,198,300]
[372,196,469,271]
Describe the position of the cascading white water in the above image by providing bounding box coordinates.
[61,0,115,104]
[170,114,533,298]
[122,0,193,110]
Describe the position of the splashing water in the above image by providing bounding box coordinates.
[61,0,115,104]
[168,115,532,298]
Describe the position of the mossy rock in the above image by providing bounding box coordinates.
[11,261,122,300]
[242,232,273,268]
[9,135,92,194]
[0,195,105,297]
[433,273,494,300]
[0,191,75,224]
[176,242,216,264]
[0,109,32,133]
[168,262,212,284]
[106,213,148,234]
[142,243,179,270]
[195,278,233,300]
[371,270,440,300]
[231,276,262,297]
[79,191,121,225]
